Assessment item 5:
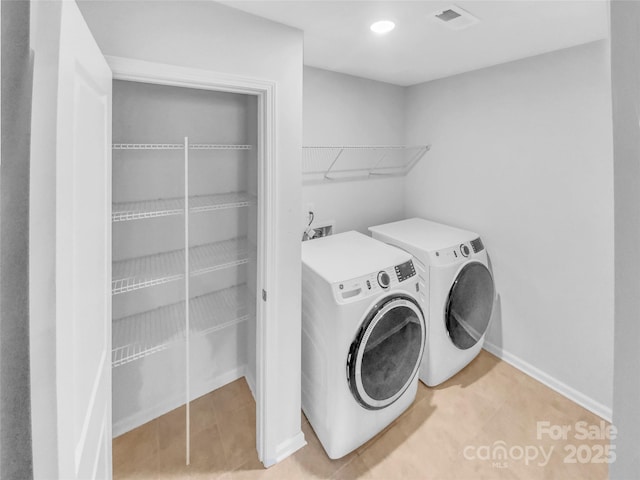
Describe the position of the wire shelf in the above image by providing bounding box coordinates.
[112,143,252,150]
[112,249,184,294]
[302,145,430,183]
[190,238,251,277]
[190,192,254,214]
[112,284,250,367]
[190,144,252,150]
[189,285,250,336]
[112,237,249,295]
[112,198,183,222]
[112,192,254,222]
[112,301,185,366]
[113,144,184,150]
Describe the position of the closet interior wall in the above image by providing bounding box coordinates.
[111,80,258,436]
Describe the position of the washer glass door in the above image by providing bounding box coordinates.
[348,296,426,410]
[445,262,495,350]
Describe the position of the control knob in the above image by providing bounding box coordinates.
[377,271,391,289]
[460,244,470,257]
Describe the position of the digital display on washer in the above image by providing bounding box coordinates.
[395,260,416,282]
[471,237,485,253]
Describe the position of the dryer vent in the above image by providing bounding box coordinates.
[430,5,479,31]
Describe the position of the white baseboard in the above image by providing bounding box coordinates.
[263,431,307,468]
[245,369,257,402]
[242,369,306,468]
[113,365,247,437]
[483,341,612,422]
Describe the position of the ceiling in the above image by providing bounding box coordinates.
[221,1,609,86]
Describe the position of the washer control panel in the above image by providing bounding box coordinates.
[333,261,417,303]
[470,237,485,253]
[377,271,391,289]
[394,260,416,282]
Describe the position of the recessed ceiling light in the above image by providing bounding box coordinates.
[370,20,395,35]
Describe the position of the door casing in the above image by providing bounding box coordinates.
[106,55,278,465]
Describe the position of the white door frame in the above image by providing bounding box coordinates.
[105,56,278,464]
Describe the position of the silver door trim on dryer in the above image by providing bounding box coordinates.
[444,260,495,350]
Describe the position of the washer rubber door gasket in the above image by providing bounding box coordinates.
[347,295,426,410]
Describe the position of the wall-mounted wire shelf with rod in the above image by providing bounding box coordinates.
[302,145,430,184]
[113,143,252,150]
[112,284,250,367]
[112,237,249,295]
[112,192,254,222]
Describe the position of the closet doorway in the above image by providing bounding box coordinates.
[108,57,278,468]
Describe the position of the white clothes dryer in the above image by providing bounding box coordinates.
[301,231,426,459]
[370,218,495,387]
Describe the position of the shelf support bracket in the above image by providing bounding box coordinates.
[324,148,345,180]
[368,151,389,177]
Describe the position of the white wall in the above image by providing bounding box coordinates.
[30,0,303,468]
[610,1,640,477]
[404,41,614,418]
[302,67,406,235]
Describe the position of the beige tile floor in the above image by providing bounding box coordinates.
[113,351,610,479]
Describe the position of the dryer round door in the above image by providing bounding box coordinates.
[445,261,495,350]
[347,295,426,410]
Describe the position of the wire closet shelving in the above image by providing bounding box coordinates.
[112,143,252,150]
[112,237,250,295]
[112,192,254,222]
[302,144,430,183]
[112,285,251,367]
[111,140,254,367]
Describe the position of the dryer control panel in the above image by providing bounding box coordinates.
[429,239,486,266]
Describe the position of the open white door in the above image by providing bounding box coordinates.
[30,1,112,478]
[56,2,112,478]
[56,2,113,477]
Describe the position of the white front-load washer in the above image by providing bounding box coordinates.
[369,218,495,387]
[301,231,426,459]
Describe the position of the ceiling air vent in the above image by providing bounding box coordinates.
[430,5,479,31]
